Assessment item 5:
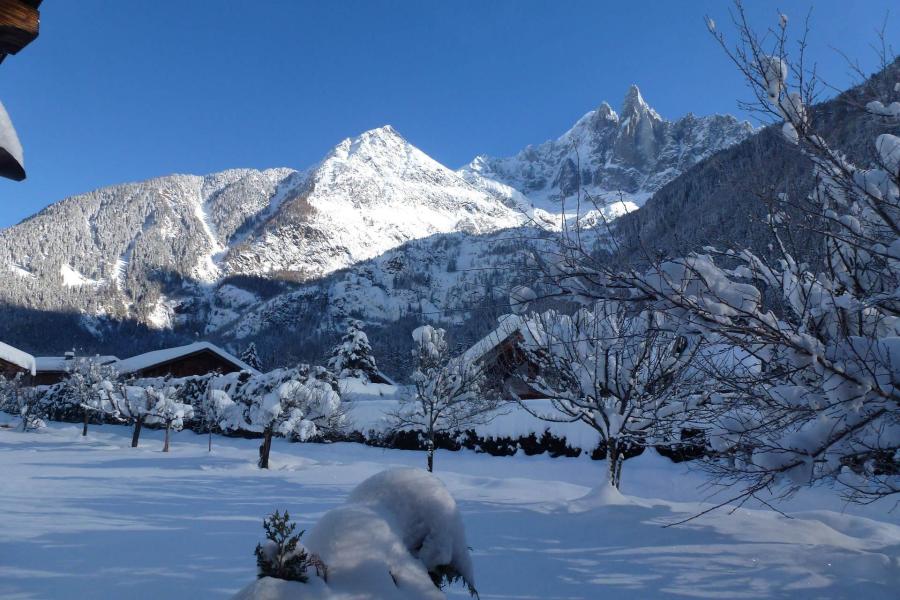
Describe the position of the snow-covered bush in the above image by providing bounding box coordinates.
[327,320,381,382]
[390,325,501,472]
[235,468,476,600]
[0,373,45,431]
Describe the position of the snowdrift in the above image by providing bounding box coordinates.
[234,468,475,600]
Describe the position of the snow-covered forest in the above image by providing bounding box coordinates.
[1,2,899,599]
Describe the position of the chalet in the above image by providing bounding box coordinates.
[115,342,260,380]
[0,340,35,380]
[32,353,119,386]
[462,317,544,400]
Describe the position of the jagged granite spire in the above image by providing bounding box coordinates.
[461,85,753,209]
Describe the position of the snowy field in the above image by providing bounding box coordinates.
[1,420,898,600]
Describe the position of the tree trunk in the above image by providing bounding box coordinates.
[426,437,435,473]
[163,423,170,453]
[131,416,143,448]
[607,439,623,489]
[259,427,273,469]
[208,428,212,452]
[82,407,89,437]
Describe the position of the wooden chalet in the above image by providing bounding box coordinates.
[0,340,35,381]
[32,353,119,386]
[115,342,260,380]
[462,317,544,400]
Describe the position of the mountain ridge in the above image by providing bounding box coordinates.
[0,88,756,370]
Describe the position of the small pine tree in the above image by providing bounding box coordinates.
[240,342,263,371]
[327,320,380,381]
[254,510,313,582]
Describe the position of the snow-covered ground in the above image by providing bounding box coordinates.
[1,420,897,600]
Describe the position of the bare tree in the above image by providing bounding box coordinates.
[389,325,502,472]
[530,2,900,506]
[513,301,698,488]
[61,356,121,437]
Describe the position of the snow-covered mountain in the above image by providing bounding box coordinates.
[0,93,752,367]
[462,85,753,215]
[220,125,521,279]
[0,126,522,331]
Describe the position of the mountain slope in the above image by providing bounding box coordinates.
[220,126,522,279]
[0,92,756,370]
[612,59,900,263]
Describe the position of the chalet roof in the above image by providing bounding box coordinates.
[116,342,260,376]
[461,315,524,365]
[0,340,35,375]
[34,355,119,372]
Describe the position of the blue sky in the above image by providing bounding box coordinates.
[0,0,894,227]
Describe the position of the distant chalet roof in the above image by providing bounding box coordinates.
[115,342,260,377]
[461,315,524,365]
[34,355,119,372]
[0,340,35,375]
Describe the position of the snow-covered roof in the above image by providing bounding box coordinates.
[461,315,524,365]
[34,356,119,372]
[0,341,35,375]
[116,342,260,376]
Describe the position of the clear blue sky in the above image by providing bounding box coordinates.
[0,0,894,227]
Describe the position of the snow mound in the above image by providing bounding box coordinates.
[568,481,633,511]
[235,468,475,600]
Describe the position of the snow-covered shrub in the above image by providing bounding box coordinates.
[235,468,476,600]
[0,373,45,431]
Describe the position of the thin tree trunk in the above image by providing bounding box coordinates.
[259,427,273,469]
[163,423,170,453]
[607,439,623,489]
[426,437,435,473]
[208,428,212,452]
[131,416,143,448]
[82,407,89,437]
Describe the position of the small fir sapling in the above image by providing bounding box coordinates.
[254,510,317,583]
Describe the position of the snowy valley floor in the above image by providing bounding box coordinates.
[0,422,898,600]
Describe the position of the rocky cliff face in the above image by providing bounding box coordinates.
[461,85,753,215]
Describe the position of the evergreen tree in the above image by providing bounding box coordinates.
[240,342,263,371]
[327,320,380,381]
[255,510,313,582]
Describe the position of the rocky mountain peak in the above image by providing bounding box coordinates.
[460,86,753,209]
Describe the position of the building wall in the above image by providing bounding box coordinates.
[32,371,66,386]
[134,350,242,379]
[0,357,29,381]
